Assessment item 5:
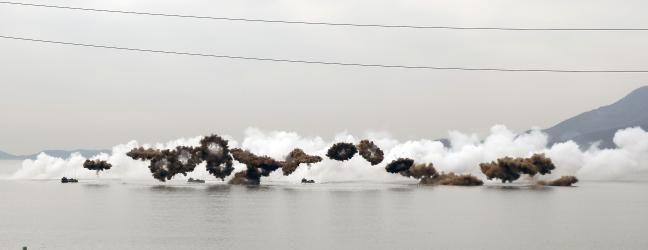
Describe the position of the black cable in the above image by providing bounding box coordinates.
[1,1,647,31]
[1,35,647,73]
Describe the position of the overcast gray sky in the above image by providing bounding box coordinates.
[1,0,647,154]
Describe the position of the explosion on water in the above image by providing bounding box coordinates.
[126,147,162,160]
[229,148,283,184]
[147,149,197,182]
[82,159,112,175]
[479,154,555,183]
[385,158,415,174]
[357,140,384,165]
[389,160,483,186]
[125,134,234,182]
[198,135,234,180]
[326,142,358,161]
[282,148,322,175]
[537,176,579,186]
[11,126,648,186]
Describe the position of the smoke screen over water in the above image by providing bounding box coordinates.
[7,126,648,184]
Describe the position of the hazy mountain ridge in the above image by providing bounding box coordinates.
[544,86,648,148]
[0,150,23,160]
[0,149,110,160]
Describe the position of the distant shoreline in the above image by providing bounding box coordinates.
[0,150,110,160]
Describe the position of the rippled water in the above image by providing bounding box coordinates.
[1,176,647,250]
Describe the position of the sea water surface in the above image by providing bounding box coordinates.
[1,161,647,250]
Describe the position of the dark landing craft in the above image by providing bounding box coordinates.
[60,177,78,183]
[301,178,315,184]
[187,178,206,183]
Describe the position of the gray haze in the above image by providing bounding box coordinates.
[1,0,647,154]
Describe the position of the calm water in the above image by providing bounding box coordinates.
[1,177,647,250]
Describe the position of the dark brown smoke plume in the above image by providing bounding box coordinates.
[229,148,285,184]
[127,148,189,182]
[538,176,579,186]
[228,168,262,185]
[205,159,234,180]
[282,148,322,175]
[231,148,283,175]
[479,157,523,183]
[175,146,202,169]
[400,163,437,179]
[167,146,202,173]
[127,147,174,181]
[83,159,112,174]
[357,140,384,165]
[146,150,178,181]
[126,147,162,161]
[175,146,200,162]
[420,173,484,186]
[479,154,556,183]
[385,158,415,173]
[528,154,556,175]
[326,142,358,161]
[400,162,483,186]
[199,135,234,180]
[286,148,322,165]
[145,149,203,182]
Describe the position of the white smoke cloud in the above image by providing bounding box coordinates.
[7,125,648,182]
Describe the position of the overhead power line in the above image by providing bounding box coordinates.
[1,1,648,31]
[1,35,647,73]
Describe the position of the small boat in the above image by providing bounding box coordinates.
[187,178,205,183]
[301,178,315,184]
[61,177,79,183]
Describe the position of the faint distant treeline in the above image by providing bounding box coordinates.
[91,134,578,186]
